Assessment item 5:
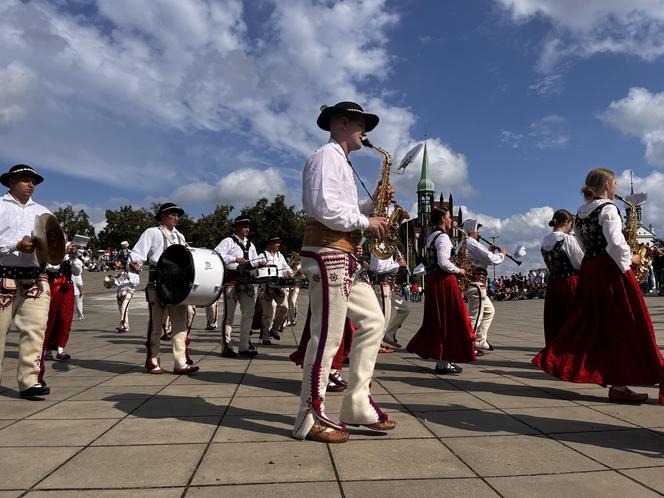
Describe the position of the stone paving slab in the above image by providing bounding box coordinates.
[2,273,664,496]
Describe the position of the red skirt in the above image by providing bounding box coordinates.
[533,255,664,403]
[543,275,579,346]
[406,271,476,363]
[289,307,355,370]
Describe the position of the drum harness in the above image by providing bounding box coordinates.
[148,227,186,284]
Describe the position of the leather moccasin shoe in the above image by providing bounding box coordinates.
[434,363,463,375]
[382,337,402,349]
[305,425,349,443]
[173,365,200,375]
[326,382,346,393]
[147,366,164,375]
[609,387,648,404]
[361,419,397,431]
[269,330,281,340]
[55,352,71,361]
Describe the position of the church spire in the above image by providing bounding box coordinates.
[417,141,434,193]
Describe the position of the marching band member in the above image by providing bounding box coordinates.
[406,207,476,374]
[462,219,506,352]
[214,216,261,358]
[294,101,395,444]
[286,254,303,326]
[370,251,411,351]
[0,164,52,399]
[204,300,218,330]
[43,242,83,362]
[540,209,583,345]
[534,168,664,404]
[114,269,140,333]
[258,235,292,345]
[129,202,198,375]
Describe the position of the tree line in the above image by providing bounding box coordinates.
[53,195,306,257]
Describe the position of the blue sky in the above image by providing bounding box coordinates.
[2,0,664,272]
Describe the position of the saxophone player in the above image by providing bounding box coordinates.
[534,168,664,405]
[293,101,395,444]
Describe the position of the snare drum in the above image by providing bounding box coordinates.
[156,245,224,306]
[248,264,279,283]
[269,277,296,288]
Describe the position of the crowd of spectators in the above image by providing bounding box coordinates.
[488,269,548,301]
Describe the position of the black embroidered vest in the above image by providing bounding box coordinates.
[425,230,445,273]
[541,239,578,279]
[575,202,617,258]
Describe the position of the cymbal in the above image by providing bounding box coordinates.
[33,213,66,268]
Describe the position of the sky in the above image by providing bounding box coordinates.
[2,0,664,273]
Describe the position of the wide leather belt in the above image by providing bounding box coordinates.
[376,273,396,284]
[302,219,362,254]
[0,265,42,280]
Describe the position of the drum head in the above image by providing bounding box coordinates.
[156,245,194,305]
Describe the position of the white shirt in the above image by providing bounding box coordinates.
[115,271,140,291]
[466,237,505,269]
[427,231,460,274]
[129,226,186,267]
[259,250,291,276]
[369,254,400,274]
[0,192,51,267]
[541,231,584,270]
[576,199,631,272]
[302,140,374,232]
[215,235,259,270]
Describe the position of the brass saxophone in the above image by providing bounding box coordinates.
[361,136,410,259]
[615,194,652,283]
[452,224,473,289]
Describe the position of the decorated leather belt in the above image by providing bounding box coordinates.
[302,219,362,254]
[0,265,43,280]
[469,267,488,286]
[224,269,252,285]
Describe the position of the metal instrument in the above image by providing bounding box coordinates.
[615,193,652,282]
[361,136,410,259]
[33,213,66,268]
[477,235,523,266]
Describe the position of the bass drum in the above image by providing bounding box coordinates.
[156,245,224,307]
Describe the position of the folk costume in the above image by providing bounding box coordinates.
[130,203,197,374]
[540,231,583,345]
[258,239,292,344]
[406,229,476,373]
[533,200,664,404]
[114,270,139,333]
[294,101,391,442]
[214,218,260,357]
[370,254,410,349]
[0,165,52,398]
[43,253,83,361]
[463,219,504,351]
[287,260,304,326]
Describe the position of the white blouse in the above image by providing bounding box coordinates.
[541,231,584,270]
[427,230,460,274]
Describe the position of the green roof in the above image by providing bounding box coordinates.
[417,141,434,192]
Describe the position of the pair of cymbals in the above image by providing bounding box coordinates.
[32,213,66,268]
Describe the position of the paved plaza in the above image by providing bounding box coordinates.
[2,273,664,497]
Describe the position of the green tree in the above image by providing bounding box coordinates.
[53,204,98,249]
[239,195,306,255]
[98,205,155,249]
[189,204,234,248]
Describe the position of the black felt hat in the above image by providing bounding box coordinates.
[267,234,281,243]
[1,164,44,187]
[233,216,251,226]
[317,101,379,132]
[155,202,184,221]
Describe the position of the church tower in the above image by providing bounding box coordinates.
[417,141,435,261]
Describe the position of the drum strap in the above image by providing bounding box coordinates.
[159,226,186,248]
[232,236,251,259]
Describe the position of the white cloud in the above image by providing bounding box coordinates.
[171,167,290,210]
[0,0,472,205]
[495,0,664,94]
[0,61,37,130]
[616,169,664,231]
[599,87,664,167]
[500,114,569,149]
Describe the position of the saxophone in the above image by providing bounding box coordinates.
[361,137,410,259]
[615,194,652,283]
[452,224,473,289]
